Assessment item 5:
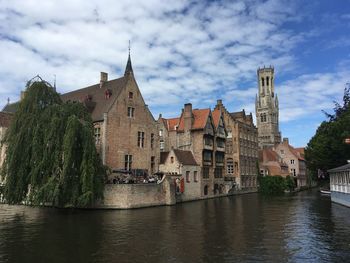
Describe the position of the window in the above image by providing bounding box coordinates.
[204,185,208,195]
[138,131,145,148]
[217,138,225,148]
[214,168,223,178]
[94,127,101,144]
[215,152,224,164]
[170,156,174,163]
[227,159,234,174]
[204,136,213,146]
[290,159,295,164]
[194,171,198,182]
[160,140,164,150]
[125,155,132,170]
[280,150,284,154]
[151,156,155,174]
[291,168,296,177]
[128,92,133,99]
[203,151,212,163]
[202,167,210,179]
[128,107,135,118]
[260,113,267,122]
[151,133,154,149]
[266,76,269,86]
[186,171,190,183]
[261,77,265,87]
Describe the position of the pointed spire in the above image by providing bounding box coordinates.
[7,97,10,105]
[53,74,56,91]
[124,40,133,76]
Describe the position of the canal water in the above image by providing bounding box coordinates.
[0,189,349,263]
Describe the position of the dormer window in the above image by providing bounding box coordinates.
[129,92,133,99]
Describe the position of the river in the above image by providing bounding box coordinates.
[0,189,349,263]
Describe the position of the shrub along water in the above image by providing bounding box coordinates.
[258,175,288,195]
[0,78,106,207]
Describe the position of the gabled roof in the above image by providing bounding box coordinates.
[2,102,19,113]
[259,148,289,176]
[61,77,127,122]
[160,149,198,166]
[295,147,305,155]
[173,149,198,166]
[0,111,13,127]
[328,163,350,173]
[160,117,180,131]
[230,110,245,120]
[288,145,305,161]
[212,108,221,128]
[177,108,211,131]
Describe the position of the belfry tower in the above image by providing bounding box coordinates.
[255,67,281,148]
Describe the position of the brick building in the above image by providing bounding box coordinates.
[259,148,290,177]
[2,54,159,177]
[214,100,259,190]
[158,103,231,196]
[159,149,201,201]
[274,138,307,188]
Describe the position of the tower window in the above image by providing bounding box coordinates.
[129,92,133,99]
[261,77,265,86]
[266,76,269,86]
[260,113,267,122]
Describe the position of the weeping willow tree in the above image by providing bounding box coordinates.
[0,77,105,207]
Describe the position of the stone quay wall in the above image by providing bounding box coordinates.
[95,176,176,209]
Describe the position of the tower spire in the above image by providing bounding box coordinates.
[124,40,133,76]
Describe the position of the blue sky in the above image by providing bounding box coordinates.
[0,0,349,147]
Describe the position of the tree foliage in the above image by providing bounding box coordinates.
[0,79,105,207]
[305,84,350,178]
[258,175,286,195]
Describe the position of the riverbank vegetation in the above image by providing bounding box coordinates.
[305,84,350,180]
[0,77,106,207]
[258,175,296,195]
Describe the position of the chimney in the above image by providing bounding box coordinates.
[283,138,289,145]
[158,113,162,119]
[100,72,108,88]
[184,103,193,131]
[216,99,223,109]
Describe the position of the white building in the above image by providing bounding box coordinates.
[328,163,350,207]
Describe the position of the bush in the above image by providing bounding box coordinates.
[258,175,286,195]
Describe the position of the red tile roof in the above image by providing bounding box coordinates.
[177,108,210,131]
[212,109,221,128]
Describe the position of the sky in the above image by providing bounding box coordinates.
[0,0,349,147]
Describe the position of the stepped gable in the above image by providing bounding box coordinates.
[61,77,127,122]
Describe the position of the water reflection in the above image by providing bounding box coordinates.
[0,190,349,263]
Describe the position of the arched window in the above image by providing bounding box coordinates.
[261,77,265,86]
[266,76,270,86]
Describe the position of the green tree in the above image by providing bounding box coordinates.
[258,175,286,195]
[305,84,350,179]
[0,78,105,207]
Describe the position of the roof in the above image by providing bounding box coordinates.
[0,112,13,127]
[212,109,221,128]
[2,102,19,113]
[288,145,305,161]
[295,147,305,155]
[160,152,169,164]
[230,110,244,120]
[259,148,289,176]
[124,53,133,75]
[160,117,180,131]
[328,163,350,173]
[61,77,127,122]
[160,149,198,166]
[173,149,198,166]
[177,108,211,131]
